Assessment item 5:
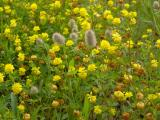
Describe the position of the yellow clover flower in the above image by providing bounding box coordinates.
[66,40,74,46]
[12,83,22,94]
[4,64,14,74]
[0,73,4,83]
[88,64,97,72]
[94,105,102,114]
[52,57,62,65]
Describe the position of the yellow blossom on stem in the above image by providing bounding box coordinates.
[88,64,97,72]
[53,75,61,81]
[112,18,121,25]
[18,53,25,62]
[100,40,110,50]
[31,67,41,75]
[52,57,62,65]
[66,40,74,46]
[18,104,25,112]
[12,83,22,95]
[4,64,14,74]
[30,3,37,11]
[87,92,96,103]
[94,105,102,114]
[19,67,26,76]
[0,73,4,83]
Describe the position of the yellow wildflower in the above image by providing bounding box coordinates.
[94,105,102,114]
[78,67,87,79]
[151,59,158,68]
[18,53,25,62]
[114,91,125,101]
[156,39,160,48]
[87,92,96,103]
[30,3,37,11]
[66,40,74,46]
[54,1,61,8]
[53,75,61,81]
[10,19,17,27]
[33,26,40,32]
[18,104,25,112]
[112,18,121,25]
[0,73,4,83]
[112,32,122,43]
[100,40,110,50]
[81,20,91,31]
[147,94,158,101]
[51,45,60,52]
[19,67,26,76]
[31,67,41,75]
[108,0,114,7]
[79,8,88,17]
[88,64,97,72]
[12,83,22,94]
[4,5,11,14]
[91,48,100,55]
[52,57,62,65]
[4,64,14,74]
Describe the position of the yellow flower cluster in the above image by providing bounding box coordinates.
[0,73,4,83]
[78,67,87,79]
[4,64,15,74]
[12,83,22,94]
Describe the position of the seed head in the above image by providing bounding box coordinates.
[52,32,65,45]
[85,30,97,47]
[68,19,76,28]
[36,38,44,44]
[69,32,78,42]
[153,1,160,10]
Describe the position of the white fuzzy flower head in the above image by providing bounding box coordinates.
[69,32,78,42]
[52,32,65,45]
[85,30,97,47]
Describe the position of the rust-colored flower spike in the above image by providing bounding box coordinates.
[52,32,65,45]
[85,30,97,47]
[153,1,160,9]
[69,32,78,42]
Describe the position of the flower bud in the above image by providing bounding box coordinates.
[52,100,60,108]
[136,92,144,100]
[136,102,145,109]
[145,113,154,120]
[23,113,31,120]
[73,110,81,117]
[122,112,130,120]
[51,84,58,91]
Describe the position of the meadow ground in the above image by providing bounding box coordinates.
[0,0,160,120]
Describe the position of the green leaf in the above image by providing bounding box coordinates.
[69,59,75,67]
[11,93,17,119]
[82,95,90,120]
